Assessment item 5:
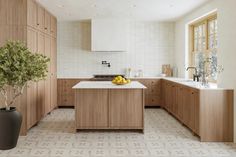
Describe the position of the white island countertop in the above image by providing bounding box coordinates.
[72,81,147,89]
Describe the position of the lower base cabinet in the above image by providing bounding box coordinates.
[109,89,143,128]
[76,89,109,128]
[162,80,233,142]
[132,79,161,107]
[75,89,144,130]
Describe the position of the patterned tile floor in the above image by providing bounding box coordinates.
[1,108,236,157]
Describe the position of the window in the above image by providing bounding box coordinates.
[189,14,218,82]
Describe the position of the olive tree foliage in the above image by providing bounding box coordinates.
[0,41,49,110]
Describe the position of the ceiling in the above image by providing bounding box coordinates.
[36,0,210,21]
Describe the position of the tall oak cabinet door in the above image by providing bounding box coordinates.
[27,0,37,29]
[37,32,45,120]
[37,4,45,32]
[44,35,51,115]
[26,27,38,129]
[50,37,57,109]
[44,10,51,34]
[50,16,57,37]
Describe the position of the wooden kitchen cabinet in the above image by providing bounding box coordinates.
[182,88,196,130]
[37,32,46,120]
[132,79,161,106]
[44,10,51,34]
[37,4,45,32]
[161,79,233,142]
[27,0,37,29]
[50,16,57,37]
[0,0,57,135]
[57,79,91,106]
[50,37,57,110]
[26,27,38,129]
[109,89,143,128]
[76,89,109,128]
[44,35,51,115]
[176,86,183,120]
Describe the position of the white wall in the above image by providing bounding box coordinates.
[174,0,217,78]
[174,0,236,142]
[57,21,175,78]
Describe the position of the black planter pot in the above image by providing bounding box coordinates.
[0,107,22,150]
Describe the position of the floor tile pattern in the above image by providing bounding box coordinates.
[0,109,236,157]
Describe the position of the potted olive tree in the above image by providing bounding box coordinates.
[0,41,49,150]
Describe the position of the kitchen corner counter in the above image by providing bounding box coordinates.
[72,81,147,89]
[162,77,233,90]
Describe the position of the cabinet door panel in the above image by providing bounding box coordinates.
[37,32,45,120]
[44,10,50,34]
[44,35,51,114]
[37,4,44,32]
[27,0,37,28]
[50,16,57,37]
[150,80,161,94]
[146,94,161,106]
[189,90,195,130]
[26,27,37,128]
[172,85,177,115]
[176,86,183,120]
[76,89,108,128]
[182,88,195,130]
[109,89,143,128]
[50,37,57,109]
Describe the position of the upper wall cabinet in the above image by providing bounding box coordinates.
[44,10,51,34]
[50,16,57,38]
[91,19,127,52]
[37,4,45,32]
[27,0,37,28]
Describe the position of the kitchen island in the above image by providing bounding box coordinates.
[73,81,146,132]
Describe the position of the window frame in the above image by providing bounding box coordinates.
[188,13,217,81]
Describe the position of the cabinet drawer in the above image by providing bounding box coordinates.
[145,94,161,106]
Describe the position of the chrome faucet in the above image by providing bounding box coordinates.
[186,67,200,82]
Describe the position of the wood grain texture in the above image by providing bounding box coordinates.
[44,34,51,115]
[26,27,38,129]
[75,89,109,128]
[27,0,37,29]
[161,79,233,142]
[109,89,144,128]
[50,37,57,110]
[75,88,144,130]
[37,3,45,32]
[50,16,57,37]
[131,79,161,106]
[44,10,51,34]
[57,79,90,106]
[199,90,234,142]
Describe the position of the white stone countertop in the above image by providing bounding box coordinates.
[72,81,147,89]
[163,78,233,90]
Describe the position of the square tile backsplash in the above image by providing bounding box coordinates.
[57,21,175,78]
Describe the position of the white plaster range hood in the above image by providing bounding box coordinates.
[91,19,127,52]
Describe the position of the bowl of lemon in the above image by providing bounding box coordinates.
[112,76,131,85]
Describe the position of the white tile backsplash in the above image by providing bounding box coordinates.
[57,21,175,78]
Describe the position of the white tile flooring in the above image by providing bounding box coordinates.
[1,108,236,157]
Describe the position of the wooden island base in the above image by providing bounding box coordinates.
[74,82,146,132]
